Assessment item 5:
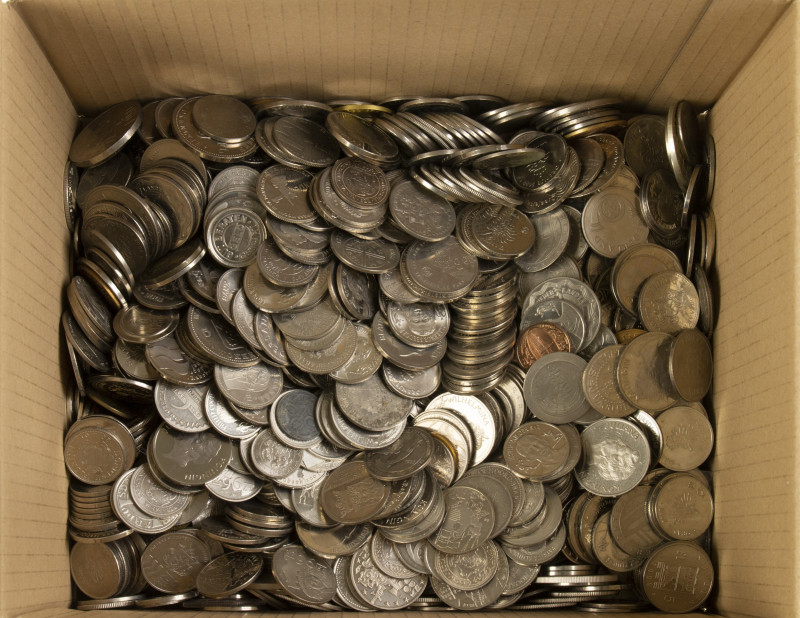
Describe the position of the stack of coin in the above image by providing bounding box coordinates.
[444,263,519,393]
[70,535,146,606]
[62,94,718,613]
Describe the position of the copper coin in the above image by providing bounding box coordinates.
[515,323,571,369]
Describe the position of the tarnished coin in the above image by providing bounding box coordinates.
[113,305,179,344]
[668,328,713,401]
[623,116,670,178]
[154,380,210,432]
[610,243,683,316]
[320,460,392,524]
[70,101,142,167]
[195,551,263,598]
[249,427,303,479]
[574,418,650,496]
[582,187,649,259]
[434,541,499,591]
[638,271,699,334]
[386,300,450,347]
[431,549,509,610]
[130,465,190,518]
[617,330,678,413]
[389,180,456,242]
[326,112,400,166]
[581,345,636,418]
[270,389,322,448]
[519,298,586,351]
[284,321,358,374]
[111,469,181,534]
[336,372,414,432]
[272,545,337,604]
[141,531,212,593]
[640,168,684,238]
[69,541,127,599]
[63,310,112,373]
[365,426,435,481]
[649,472,714,540]
[504,422,569,481]
[591,511,643,572]
[640,541,713,613]
[524,352,591,423]
[330,229,400,274]
[214,363,283,410]
[657,405,714,471]
[145,333,213,386]
[429,486,495,554]
[150,424,232,487]
[64,416,135,486]
[514,208,570,272]
[330,323,383,384]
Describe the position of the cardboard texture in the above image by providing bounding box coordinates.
[0,0,797,616]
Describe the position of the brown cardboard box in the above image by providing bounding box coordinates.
[0,1,797,616]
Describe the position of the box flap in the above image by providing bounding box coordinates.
[709,3,799,617]
[15,0,788,115]
[0,3,76,615]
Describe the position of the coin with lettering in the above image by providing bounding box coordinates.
[574,418,650,496]
[429,486,495,554]
[140,531,212,593]
[271,545,337,604]
[640,541,713,613]
[321,460,392,524]
[581,345,636,418]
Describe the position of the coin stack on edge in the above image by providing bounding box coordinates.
[62,94,716,613]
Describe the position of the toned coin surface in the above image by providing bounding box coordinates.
[638,271,700,334]
[70,542,126,599]
[272,545,337,604]
[650,472,714,540]
[616,331,678,413]
[504,422,569,481]
[582,187,649,258]
[434,541,499,591]
[365,426,435,481]
[250,427,303,479]
[270,388,322,448]
[641,541,714,613]
[657,405,714,471]
[574,418,650,496]
[214,363,283,410]
[524,352,591,423]
[429,486,495,554]
[623,115,670,178]
[336,372,414,432]
[141,531,212,593]
[150,424,232,487]
[581,344,636,418]
[349,543,428,609]
[195,551,263,598]
[669,328,713,401]
[515,323,572,371]
[70,101,142,167]
[320,460,392,524]
[591,511,643,572]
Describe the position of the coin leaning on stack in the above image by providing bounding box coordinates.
[62,93,716,613]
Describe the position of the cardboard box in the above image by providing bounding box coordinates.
[0,1,796,616]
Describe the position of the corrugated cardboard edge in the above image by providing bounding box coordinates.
[709,3,799,617]
[11,0,783,115]
[0,3,76,615]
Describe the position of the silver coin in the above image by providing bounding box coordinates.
[582,187,649,259]
[70,101,142,167]
[154,381,210,432]
[330,322,384,384]
[205,388,259,439]
[331,229,400,274]
[372,313,447,370]
[285,320,358,374]
[574,418,650,496]
[426,392,496,466]
[249,427,303,479]
[523,352,590,423]
[214,363,283,410]
[336,372,414,432]
[129,465,190,518]
[256,237,319,287]
[581,345,636,418]
[514,208,570,272]
[382,362,441,399]
[402,237,479,301]
[205,466,263,502]
[386,300,450,347]
[270,389,322,449]
[111,469,181,534]
[145,332,213,386]
[348,543,427,609]
[389,179,456,242]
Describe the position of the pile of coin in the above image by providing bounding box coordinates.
[62,93,717,613]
